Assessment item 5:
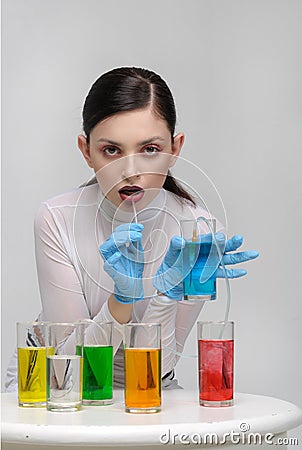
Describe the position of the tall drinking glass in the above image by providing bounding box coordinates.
[46,322,84,412]
[123,323,161,413]
[82,321,113,405]
[198,321,234,407]
[17,321,47,407]
[181,218,220,300]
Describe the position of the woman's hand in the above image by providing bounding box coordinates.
[216,234,259,278]
[153,233,259,301]
[99,223,144,303]
[152,236,185,300]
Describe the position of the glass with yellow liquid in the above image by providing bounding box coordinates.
[17,322,47,407]
[123,323,161,413]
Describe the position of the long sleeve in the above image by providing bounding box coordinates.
[141,295,178,375]
[35,202,125,354]
[174,299,205,358]
[92,301,124,353]
[34,202,91,323]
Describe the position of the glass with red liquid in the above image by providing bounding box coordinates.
[198,321,234,407]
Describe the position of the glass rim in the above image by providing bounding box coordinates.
[80,320,113,325]
[45,322,84,327]
[180,218,216,223]
[16,321,49,326]
[197,320,234,325]
[124,322,161,328]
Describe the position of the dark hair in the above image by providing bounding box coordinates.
[82,67,196,206]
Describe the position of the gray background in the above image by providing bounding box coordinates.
[2,0,302,440]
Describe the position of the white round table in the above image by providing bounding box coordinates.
[2,390,302,449]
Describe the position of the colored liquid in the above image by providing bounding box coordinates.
[18,347,47,405]
[125,348,161,410]
[82,345,113,402]
[47,355,82,411]
[198,339,234,402]
[183,242,217,299]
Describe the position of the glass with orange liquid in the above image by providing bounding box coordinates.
[198,321,234,407]
[123,323,161,413]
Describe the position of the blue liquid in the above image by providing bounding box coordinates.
[183,241,217,300]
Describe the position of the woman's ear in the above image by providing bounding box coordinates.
[78,134,93,168]
[169,133,185,167]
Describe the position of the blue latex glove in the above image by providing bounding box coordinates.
[153,233,259,301]
[152,236,185,301]
[99,223,144,303]
[216,234,259,278]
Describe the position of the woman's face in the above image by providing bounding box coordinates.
[78,107,184,208]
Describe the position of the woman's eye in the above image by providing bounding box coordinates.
[143,146,160,155]
[103,146,119,156]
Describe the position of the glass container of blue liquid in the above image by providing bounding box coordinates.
[181,218,221,301]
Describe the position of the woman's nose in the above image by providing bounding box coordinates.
[121,154,141,179]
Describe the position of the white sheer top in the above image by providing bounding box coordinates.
[5,184,221,391]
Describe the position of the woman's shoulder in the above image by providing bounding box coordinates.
[39,183,100,209]
[34,183,100,229]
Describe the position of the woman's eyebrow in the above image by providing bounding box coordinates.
[139,136,165,145]
[96,136,166,146]
[97,138,121,145]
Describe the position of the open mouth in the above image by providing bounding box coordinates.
[118,185,144,202]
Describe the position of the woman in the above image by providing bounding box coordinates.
[6,67,258,390]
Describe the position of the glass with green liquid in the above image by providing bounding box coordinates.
[80,321,113,405]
